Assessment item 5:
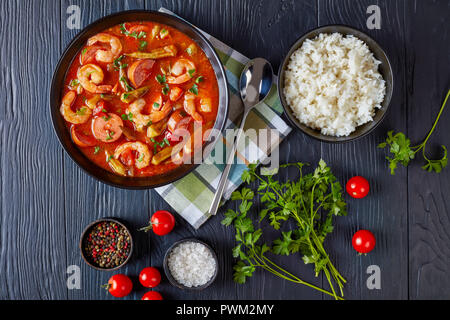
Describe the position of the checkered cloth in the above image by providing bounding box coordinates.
[156,8,291,228]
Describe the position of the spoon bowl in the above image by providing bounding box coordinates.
[208,58,274,216]
[239,58,274,109]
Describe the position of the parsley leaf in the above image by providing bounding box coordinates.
[195,76,204,83]
[121,113,133,121]
[155,74,166,84]
[139,40,148,51]
[378,89,450,174]
[189,84,199,95]
[188,69,196,78]
[162,84,170,95]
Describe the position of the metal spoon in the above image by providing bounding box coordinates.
[208,58,274,216]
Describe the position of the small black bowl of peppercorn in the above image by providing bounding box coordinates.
[80,218,133,271]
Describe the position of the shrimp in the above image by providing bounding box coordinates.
[183,92,203,122]
[114,142,152,169]
[166,58,196,84]
[60,91,92,124]
[77,64,112,94]
[87,33,122,63]
[126,98,173,132]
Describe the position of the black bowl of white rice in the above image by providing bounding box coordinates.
[278,25,393,143]
[163,238,218,290]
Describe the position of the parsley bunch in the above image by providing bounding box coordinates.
[222,160,347,300]
[378,89,449,174]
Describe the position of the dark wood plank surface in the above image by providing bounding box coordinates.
[405,0,450,300]
[0,0,449,300]
[318,0,408,299]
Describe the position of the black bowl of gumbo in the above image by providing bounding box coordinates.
[80,218,133,270]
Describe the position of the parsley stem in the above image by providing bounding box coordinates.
[413,89,450,153]
[421,89,450,145]
[252,248,342,300]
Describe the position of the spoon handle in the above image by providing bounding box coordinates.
[208,111,250,216]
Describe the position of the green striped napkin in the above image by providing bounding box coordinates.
[156,8,291,228]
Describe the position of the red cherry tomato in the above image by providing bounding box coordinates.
[142,291,163,300]
[139,267,161,288]
[352,230,376,254]
[346,176,370,199]
[105,274,133,298]
[150,210,175,236]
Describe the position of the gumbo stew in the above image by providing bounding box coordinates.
[60,21,219,177]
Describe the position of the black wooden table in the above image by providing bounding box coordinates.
[0,0,449,300]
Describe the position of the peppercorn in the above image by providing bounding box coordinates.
[83,221,131,269]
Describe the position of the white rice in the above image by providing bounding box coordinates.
[283,33,386,137]
[167,241,216,288]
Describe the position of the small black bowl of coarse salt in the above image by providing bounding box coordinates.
[80,218,133,271]
[163,238,218,290]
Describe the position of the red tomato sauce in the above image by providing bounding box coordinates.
[61,21,220,177]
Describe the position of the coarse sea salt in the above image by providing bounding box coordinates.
[167,241,217,288]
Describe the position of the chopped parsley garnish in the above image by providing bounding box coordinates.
[107,155,113,162]
[153,102,160,109]
[102,115,111,121]
[121,113,133,121]
[138,40,148,51]
[113,55,125,68]
[189,84,199,95]
[195,76,204,83]
[70,79,79,87]
[162,84,170,95]
[105,131,115,141]
[93,146,100,154]
[163,138,170,146]
[186,46,193,55]
[188,69,196,78]
[102,108,107,113]
[146,120,153,127]
[160,29,168,38]
[76,107,87,115]
[81,48,87,56]
[155,74,166,84]
[150,138,170,152]
[137,153,144,162]
[120,23,146,39]
[119,76,134,91]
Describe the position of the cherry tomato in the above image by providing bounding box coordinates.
[142,291,163,300]
[105,274,133,298]
[352,230,376,254]
[346,176,370,199]
[139,267,161,288]
[142,210,175,236]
